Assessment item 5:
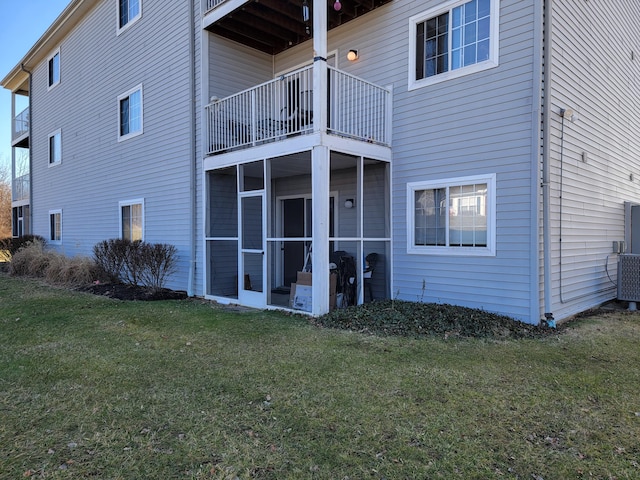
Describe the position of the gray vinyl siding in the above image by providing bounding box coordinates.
[546,0,640,320]
[315,0,539,322]
[208,35,272,100]
[30,0,195,292]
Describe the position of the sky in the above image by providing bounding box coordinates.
[0,0,71,173]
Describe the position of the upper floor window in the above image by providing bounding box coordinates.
[49,209,62,244]
[408,0,499,90]
[118,85,143,141]
[117,0,141,33]
[48,129,62,166]
[48,49,60,89]
[119,199,144,241]
[407,174,496,256]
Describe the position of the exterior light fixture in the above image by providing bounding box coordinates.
[347,49,358,61]
[344,199,354,209]
[334,0,342,11]
[302,0,310,35]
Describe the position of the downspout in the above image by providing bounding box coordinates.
[20,63,33,237]
[187,0,197,297]
[541,0,554,325]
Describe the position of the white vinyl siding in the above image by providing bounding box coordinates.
[408,0,499,90]
[407,174,496,256]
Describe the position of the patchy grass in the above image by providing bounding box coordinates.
[1,274,640,479]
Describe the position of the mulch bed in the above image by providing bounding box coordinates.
[78,283,187,301]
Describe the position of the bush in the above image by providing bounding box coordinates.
[0,235,47,257]
[93,238,128,282]
[9,239,99,287]
[93,239,178,291]
[138,243,178,292]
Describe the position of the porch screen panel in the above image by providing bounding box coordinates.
[208,167,238,237]
[207,240,238,298]
[363,160,390,238]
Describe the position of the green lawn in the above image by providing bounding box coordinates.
[1,274,640,479]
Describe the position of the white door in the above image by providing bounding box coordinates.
[239,192,266,307]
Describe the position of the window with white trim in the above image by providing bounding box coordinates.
[48,129,61,165]
[409,0,499,90]
[407,174,496,255]
[48,49,60,89]
[117,0,141,33]
[49,209,62,244]
[120,199,144,241]
[118,85,143,141]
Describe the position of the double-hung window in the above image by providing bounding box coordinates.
[48,129,62,165]
[48,49,60,89]
[120,199,144,241]
[117,0,141,33]
[407,174,496,255]
[118,85,143,141]
[49,209,62,244]
[409,0,499,89]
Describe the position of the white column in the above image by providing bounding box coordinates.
[311,0,329,315]
[311,145,330,315]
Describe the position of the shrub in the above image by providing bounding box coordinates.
[93,239,179,291]
[138,243,178,292]
[9,239,50,277]
[9,239,99,287]
[93,239,128,282]
[45,255,101,287]
[0,235,47,258]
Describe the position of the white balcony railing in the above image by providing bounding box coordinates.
[205,65,390,155]
[205,0,225,13]
[12,174,30,202]
[12,107,29,142]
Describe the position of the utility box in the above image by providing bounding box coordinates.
[617,254,640,301]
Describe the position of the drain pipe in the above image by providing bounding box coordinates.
[187,0,197,297]
[541,0,554,326]
[20,63,33,237]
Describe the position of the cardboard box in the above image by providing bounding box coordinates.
[291,271,338,311]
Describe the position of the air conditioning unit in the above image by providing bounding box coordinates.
[617,254,640,301]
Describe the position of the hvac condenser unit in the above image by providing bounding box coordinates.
[617,254,640,301]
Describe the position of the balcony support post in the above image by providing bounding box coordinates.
[312,0,328,135]
[311,0,329,315]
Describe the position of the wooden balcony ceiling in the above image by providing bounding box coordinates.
[207,0,392,54]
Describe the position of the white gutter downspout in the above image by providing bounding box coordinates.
[187,0,197,297]
[541,0,554,326]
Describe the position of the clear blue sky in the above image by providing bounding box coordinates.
[0,0,71,172]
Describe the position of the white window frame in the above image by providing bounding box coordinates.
[407,173,496,256]
[119,198,145,241]
[117,84,143,142]
[47,48,61,90]
[116,0,142,35]
[49,209,62,245]
[408,0,499,90]
[48,129,62,166]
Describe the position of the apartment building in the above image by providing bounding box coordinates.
[3,0,639,323]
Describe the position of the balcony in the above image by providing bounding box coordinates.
[203,0,393,55]
[12,106,29,147]
[205,65,391,156]
[12,174,30,202]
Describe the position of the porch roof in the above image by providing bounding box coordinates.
[205,0,393,55]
